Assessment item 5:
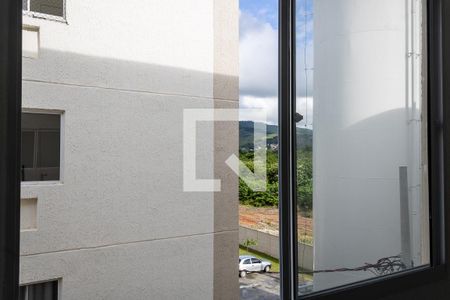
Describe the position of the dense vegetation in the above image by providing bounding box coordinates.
[239,149,313,212]
[238,121,313,212]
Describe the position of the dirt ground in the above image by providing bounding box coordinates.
[239,205,313,240]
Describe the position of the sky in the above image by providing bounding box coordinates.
[239,0,314,127]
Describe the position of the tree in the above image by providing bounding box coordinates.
[297,151,313,211]
[239,149,313,214]
[242,238,258,252]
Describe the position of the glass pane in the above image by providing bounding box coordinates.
[21,131,35,168]
[19,286,26,300]
[36,130,60,181]
[21,131,35,181]
[296,0,429,295]
[239,0,280,299]
[21,113,60,181]
[23,0,28,11]
[22,113,60,131]
[37,131,60,168]
[27,281,57,300]
[30,0,63,17]
[296,0,315,294]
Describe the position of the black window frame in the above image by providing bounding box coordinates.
[0,0,448,299]
[19,280,58,300]
[278,0,449,299]
[21,112,62,182]
[23,0,67,22]
[0,0,22,299]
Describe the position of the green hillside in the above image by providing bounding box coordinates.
[239,121,313,151]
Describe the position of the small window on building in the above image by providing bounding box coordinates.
[24,0,65,18]
[19,281,58,300]
[21,113,61,182]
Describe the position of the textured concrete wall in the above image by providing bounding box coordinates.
[239,226,313,271]
[20,1,239,299]
[213,1,240,299]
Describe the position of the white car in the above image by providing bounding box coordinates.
[239,255,272,278]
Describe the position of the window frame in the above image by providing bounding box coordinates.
[23,0,67,23]
[0,0,448,299]
[0,0,22,298]
[20,110,64,184]
[20,280,59,300]
[278,0,448,299]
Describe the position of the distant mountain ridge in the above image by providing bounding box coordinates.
[239,121,312,151]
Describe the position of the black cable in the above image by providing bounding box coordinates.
[300,255,407,276]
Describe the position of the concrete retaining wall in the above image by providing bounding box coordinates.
[239,226,313,271]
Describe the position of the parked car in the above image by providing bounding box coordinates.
[239,255,272,278]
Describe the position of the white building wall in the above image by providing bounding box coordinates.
[20,1,239,299]
[313,0,426,291]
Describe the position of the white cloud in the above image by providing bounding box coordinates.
[239,9,314,127]
[240,95,313,128]
[240,11,278,98]
[240,95,278,124]
[240,10,314,98]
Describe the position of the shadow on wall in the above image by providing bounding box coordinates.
[22,48,239,101]
[20,48,240,299]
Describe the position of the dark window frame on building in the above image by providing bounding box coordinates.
[19,280,59,300]
[23,0,66,22]
[0,0,449,300]
[21,112,62,182]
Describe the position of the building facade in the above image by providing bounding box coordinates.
[20,1,239,299]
